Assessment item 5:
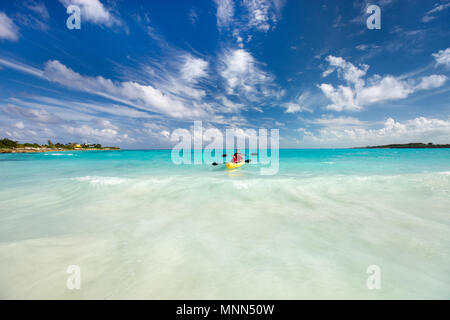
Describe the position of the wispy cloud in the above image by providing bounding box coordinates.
[0,47,264,128]
[0,55,212,119]
[44,60,210,119]
[59,0,122,27]
[219,48,282,105]
[242,0,286,32]
[422,2,450,23]
[25,1,49,19]
[15,1,50,32]
[214,0,286,47]
[433,47,450,67]
[180,55,209,83]
[10,96,155,120]
[214,0,234,29]
[282,91,314,113]
[0,12,19,41]
[0,57,45,77]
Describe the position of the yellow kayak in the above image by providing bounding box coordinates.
[226,161,245,169]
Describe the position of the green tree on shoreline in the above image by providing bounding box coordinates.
[0,138,18,149]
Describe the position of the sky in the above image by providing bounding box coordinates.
[0,0,449,148]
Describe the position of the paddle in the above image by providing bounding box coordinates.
[223,153,257,157]
[212,159,251,166]
[222,152,258,157]
[222,153,257,157]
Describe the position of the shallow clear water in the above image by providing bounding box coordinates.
[0,149,449,299]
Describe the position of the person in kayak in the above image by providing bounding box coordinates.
[231,149,243,163]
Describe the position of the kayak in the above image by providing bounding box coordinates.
[226,161,245,169]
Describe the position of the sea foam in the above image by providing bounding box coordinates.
[72,176,127,186]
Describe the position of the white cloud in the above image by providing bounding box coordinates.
[283,102,302,113]
[93,118,118,130]
[141,123,172,141]
[137,55,211,102]
[319,55,447,112]
[0,12,19,41]
[318,83,361,111]
[220,49,255,93]
[219,48,280,103]
[242,0,272,32]
[324,55,368,87]
[0,126,42,142]
[358,76,414,105]
[214,0,234,29]
[356,44,368,51]
[414,75,448,90]
[242,0,285,32]
[321,68,334,78]
[143,122,165,131]
[215,0,286,47]
[422,3,450,23]
[59,0,121,27]
[14,121,25,129]
[160,130,170,138]
[300,117,450,147]
[282,92,314,113]
[432,48,450,67]
[180,55,209,83]
[217,95,244,113]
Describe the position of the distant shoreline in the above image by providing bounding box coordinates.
[354,143,450,149]
[0,147,120,154]
[0,138,120,153]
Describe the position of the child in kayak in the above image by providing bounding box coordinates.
[232,149,243,163]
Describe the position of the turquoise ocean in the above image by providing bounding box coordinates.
[0,149,449,299]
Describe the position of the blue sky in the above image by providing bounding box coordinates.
[0,0,449,148]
